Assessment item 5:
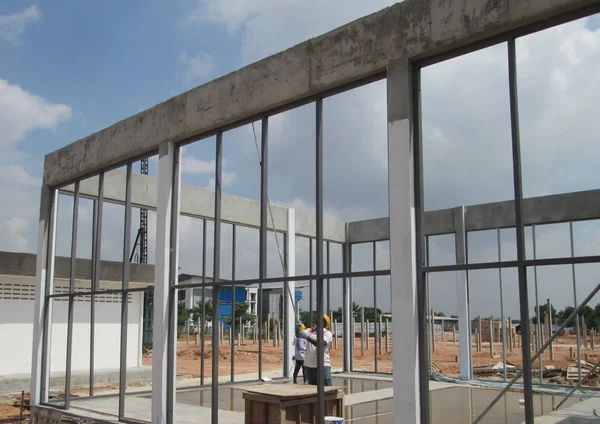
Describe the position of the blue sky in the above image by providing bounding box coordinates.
[1,2,600,317]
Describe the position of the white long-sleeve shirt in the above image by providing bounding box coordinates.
[299,328,333,368]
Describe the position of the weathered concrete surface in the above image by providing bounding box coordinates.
[43,0,599,187]
[60,169,347,242]
[347,189,600,243]
[0,251,154,283]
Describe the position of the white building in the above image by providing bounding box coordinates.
[0,251,153,377]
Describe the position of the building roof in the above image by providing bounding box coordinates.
[0,251,154,284]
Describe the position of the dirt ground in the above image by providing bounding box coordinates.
[4,333,598,419]
[431,333,599,383]
[142,335,394,378]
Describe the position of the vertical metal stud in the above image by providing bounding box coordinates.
[231,224,236,382]
[167,148,181,424]
[90,173,104,397]
[118,164,133,419]
[414,63,431,424]
[259,117,269,381]
[508,36,534,424]
[569,222,582,382]
[201,218,207,386]
[327,240,331,319]
[315,98,325,424]
[64,182,80,409]
[498,229,507,382]
[212,134,223,424]
[373,241,378,372]
[532,225,543,383]
[309,238,313,327]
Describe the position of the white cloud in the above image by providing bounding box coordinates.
[176,51,214,86]
[188,0,397,65]
[0,80,72,253]
[0,217,30,252]
[207,171,236,189]
[0,5,41,45]
[0,80,72,148]
[181,155,215,174]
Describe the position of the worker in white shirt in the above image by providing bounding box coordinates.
[297,314,333,386]
[293,322,307,384]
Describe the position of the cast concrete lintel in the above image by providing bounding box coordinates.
[59,169,347,242]
[347,189,600,243]
[43,0,598,187]
[0,251,154,283]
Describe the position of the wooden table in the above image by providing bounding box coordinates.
[240,384,344,424]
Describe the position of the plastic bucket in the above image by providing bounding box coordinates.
[324,417,344,424]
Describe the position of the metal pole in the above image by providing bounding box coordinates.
[327,240,331,321]
[342,241,351,372]
[414,64,430,424]
[167,147,181,424]
[64,181,80,409]
[201,219,206,386]
[309,238,313,327]
[118,164,133,419]
[259,118,269,380]
[508,36,534,424]
[211,132,223,424]
[498,229,507,382]
[349,245,354,371]
[373,241,378,372]
[315,98,325,424]
[532,225,543,384]
[90,174,104,396]
[570,222,582,382]
[426,236,432,375]
[231,224,236,382]
[89,198,97,393]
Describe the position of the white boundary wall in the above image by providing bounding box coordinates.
[0,275,143,376]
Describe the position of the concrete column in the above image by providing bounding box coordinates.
[388,57,420,423]
[152,141,178,424]
[31,186,57,406]
[283,208,296,378]
[454,206,472,380]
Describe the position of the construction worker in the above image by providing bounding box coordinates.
[293,321,307,384]
[297,314,333,386]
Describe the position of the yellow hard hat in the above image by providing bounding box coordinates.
[300,323,306,331]
[323,314,330,329]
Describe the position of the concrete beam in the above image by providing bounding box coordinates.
[0,251,154,283]
[347,189,600,243]
[43,0,598,187]
[60,169,346,242]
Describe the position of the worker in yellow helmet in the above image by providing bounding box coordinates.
[297,314,333,386]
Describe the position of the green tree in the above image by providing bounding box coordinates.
[189,299,213,323]
[532,303,558,325]
[225,302,257,330]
